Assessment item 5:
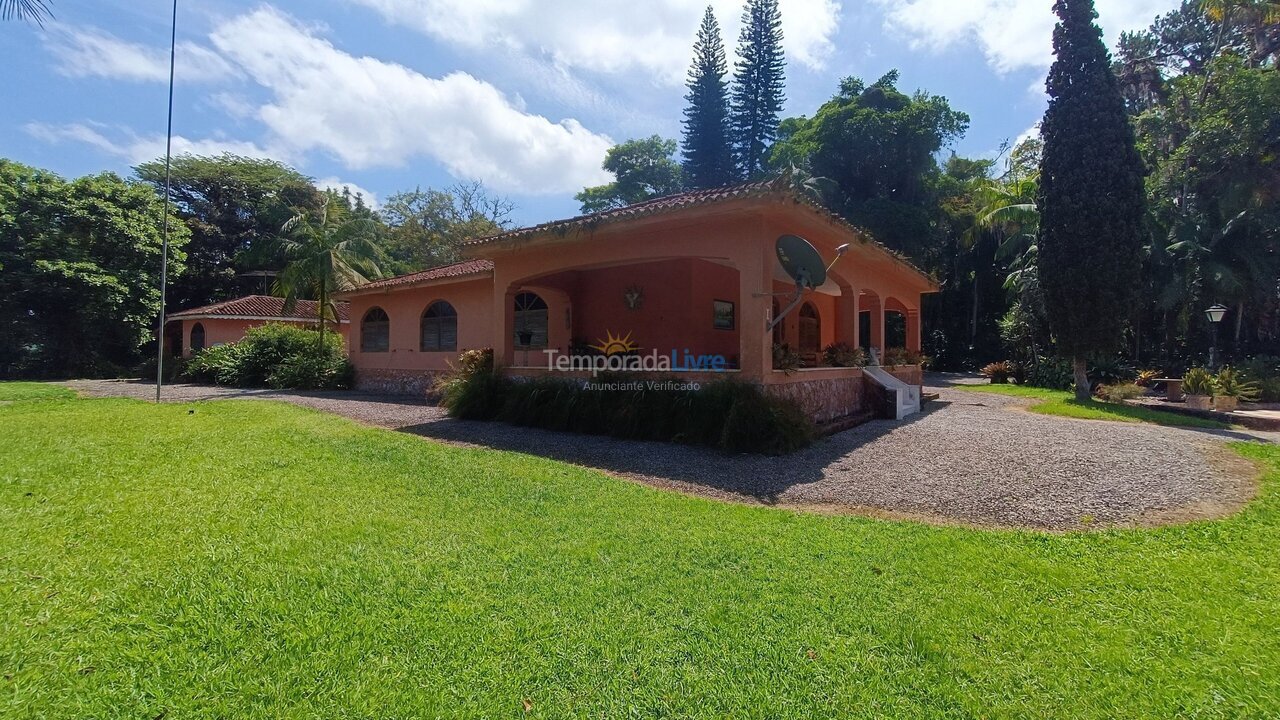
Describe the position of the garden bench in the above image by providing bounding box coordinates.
[1154,378,1184,402]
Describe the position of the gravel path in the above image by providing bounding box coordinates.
[66,378,1271,530]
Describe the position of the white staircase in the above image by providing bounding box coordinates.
[866,349,921,420]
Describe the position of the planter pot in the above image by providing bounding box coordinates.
[1215,396,1239,413]
[1185,394,1212,410]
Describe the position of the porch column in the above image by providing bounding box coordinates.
[866,296,884,357]
[738,241,772,379]
[837,286,858,348]
[906,308,922,353]
[494,286,516,367]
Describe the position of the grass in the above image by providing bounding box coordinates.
[2,383,1278,717]
[956,383,1230,429]
[0,382,74,402]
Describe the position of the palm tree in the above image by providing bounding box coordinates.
[2,0,53,25]
[275,195,384,353]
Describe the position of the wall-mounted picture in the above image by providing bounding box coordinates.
[712,299,735,331]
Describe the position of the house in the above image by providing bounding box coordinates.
[337,181,938,423]
[166,295,350,357]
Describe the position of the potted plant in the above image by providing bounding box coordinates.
[1213,367,1260,413]
[1182,367,1216,410]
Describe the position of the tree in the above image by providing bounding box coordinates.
[1,0,51,25]
[0,160,189,377]
[575,137,684,213]
[379,182,513,273]
[275,196,384,353]
[730,0,786,179]
[135,154,324,311]
[681,6,736,189]
[1036,0,1147,399]
[767,72,969,259]
[1144,55,1280,354]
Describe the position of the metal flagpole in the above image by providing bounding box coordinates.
[155,0,178,403]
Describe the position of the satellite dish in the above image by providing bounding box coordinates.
[776,234,827,290]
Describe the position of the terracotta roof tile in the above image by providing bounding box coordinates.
[340,259,494,294]
[458,177,935,285]
[168,295,350,322]
[462,181,779,248]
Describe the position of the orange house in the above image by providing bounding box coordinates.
[166,295,351,357]
[338,182,938,423]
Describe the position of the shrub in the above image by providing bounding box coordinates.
[883,347,928,367]
[183,322,350,390]
[772,343,801,373]
[1088,357,1136,387]
[1135,369,1160,387]
[822,342,866,368]
[1239,356,1280,401]
[437,349,509,420]
[1096,383,1143,403]
[981,361,1013,384]
[1008,361,1028,385]
[1027,356,1074,389]
[184,343,246,385]
[268,353,354,390]
[1215,367,1260,401]
[438,354,815,454]
[1182,367,1216,396]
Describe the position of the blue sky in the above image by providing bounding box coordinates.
[3,0,1180,226]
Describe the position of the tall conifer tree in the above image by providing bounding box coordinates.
[681,6,735,189]
[730,0,785,179]
[1037,0,1147,399]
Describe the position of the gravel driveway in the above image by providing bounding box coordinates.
[65,378,1270,531]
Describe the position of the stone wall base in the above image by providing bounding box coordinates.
[763,375,866,424]
[355,368,441,398]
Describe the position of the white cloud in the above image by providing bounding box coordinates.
[207,7,613,194]
[350,0,840,84]
[317,177,380,210]
[44,25,236,83]
[874,0,1179,74]
[23,122,277,164]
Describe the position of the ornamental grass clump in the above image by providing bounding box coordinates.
[1096,383,1144,403]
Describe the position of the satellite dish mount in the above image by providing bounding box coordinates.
[767,235,850,332]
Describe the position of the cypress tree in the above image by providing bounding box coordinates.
[730,0,785,179]
[681,6,735,189]
[1037,0,1147,400]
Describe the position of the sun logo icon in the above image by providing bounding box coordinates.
[589,330,638,356]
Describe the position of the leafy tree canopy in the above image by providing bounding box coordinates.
[0,159,189,378]
[134,154,323,310]
[379,182,514,274]
[575,136,684,214]
[768,71,969,258]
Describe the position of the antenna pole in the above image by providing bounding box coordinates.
[155,0,178,403]
[767,282,807,333]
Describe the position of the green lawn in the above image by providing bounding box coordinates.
[2,383,1278,717]
[956,383,1229,429]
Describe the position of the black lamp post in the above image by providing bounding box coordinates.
[1205,304,1228,370]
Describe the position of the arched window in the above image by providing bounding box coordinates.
[513,292,548,349]
[420,301,458,352]
[361,307,390,352]
[799,303,821,358]
[190,322,206,353]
